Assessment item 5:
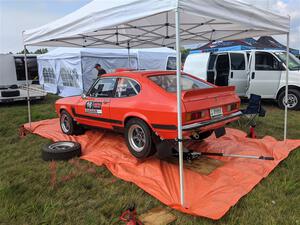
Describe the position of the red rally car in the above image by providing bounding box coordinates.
[55,70,241,159]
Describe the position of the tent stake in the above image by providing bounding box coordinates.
[284,31,290,141]
[175,7,184,207]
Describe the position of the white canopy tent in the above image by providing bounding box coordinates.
[37,47,176,97]
[23,0,290,207]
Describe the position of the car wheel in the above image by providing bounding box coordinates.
[125,118,155,159]
[190,130,213,140]
[42,141,81,161]
[60,110,84,135]
[278,89,300,110]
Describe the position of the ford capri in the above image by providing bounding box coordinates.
[55,70,241,159]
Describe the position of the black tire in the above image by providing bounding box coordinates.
[60,110,84,135]
[190,130,213,140]
[42,141,81,161]
[125,118,156,159]
[1,90,20,97]
[277,89,300,110]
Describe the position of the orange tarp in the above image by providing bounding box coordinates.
[24,118,300,220]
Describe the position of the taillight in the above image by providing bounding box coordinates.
[227,103,238,112]
[186,111,206,122]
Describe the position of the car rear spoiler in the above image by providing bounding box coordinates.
[182,86,236,100]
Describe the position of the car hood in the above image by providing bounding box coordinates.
[56,96,81,105]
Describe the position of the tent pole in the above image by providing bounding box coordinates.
[127,41,131,68]
[24,45,32,128]
[175,7,184,207]
[284,32,290,140]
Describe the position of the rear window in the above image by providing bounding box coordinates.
[149,74,212,92]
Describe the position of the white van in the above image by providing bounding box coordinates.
[184,50,300,110]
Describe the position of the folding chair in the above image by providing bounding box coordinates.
[239,94,266,127]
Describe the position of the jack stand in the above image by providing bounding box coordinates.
[120,204,143,225]
[248,121,257,138]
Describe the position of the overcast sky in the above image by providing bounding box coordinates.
[0,0,299,53]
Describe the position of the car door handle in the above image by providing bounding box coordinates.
[251,72,255,79]
[230,72,233,78]
[102,99,110,104]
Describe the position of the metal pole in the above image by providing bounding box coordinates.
[284,32,290,140]
[24,45,32,128]
[127,41,131,68]
[175,7,184,207]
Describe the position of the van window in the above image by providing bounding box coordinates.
[230,53,245,70]
[255,52,282,71]
[166,57,176,70]
[208,54,217,70]
[116,78,140,97]
[274,52,300,71]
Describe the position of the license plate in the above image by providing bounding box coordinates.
[210,107,223,118]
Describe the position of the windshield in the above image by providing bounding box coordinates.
[274,52,300,71]
[149,74,212,92]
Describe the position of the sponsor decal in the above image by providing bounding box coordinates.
[85,101,102,115]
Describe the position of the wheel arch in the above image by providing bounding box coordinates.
[276,85,300,100]
[123,113,152,129]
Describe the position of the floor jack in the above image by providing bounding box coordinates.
[171,140,275,162]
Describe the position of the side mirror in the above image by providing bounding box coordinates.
[81,93,87,99]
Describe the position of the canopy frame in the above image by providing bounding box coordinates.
[22,1,291,207]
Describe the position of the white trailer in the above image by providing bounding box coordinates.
[0,54,47,103]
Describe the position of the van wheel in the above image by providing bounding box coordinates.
[125,118,156,159]
[278,89,300,110]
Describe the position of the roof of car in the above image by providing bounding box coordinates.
[102,70,178,78]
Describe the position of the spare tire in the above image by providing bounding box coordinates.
[1,90,20,97]
[42,141,81,161]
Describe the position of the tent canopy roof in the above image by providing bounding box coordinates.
[37,47,176,59]
[23,0,290,48]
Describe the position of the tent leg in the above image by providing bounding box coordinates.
[127,42,131,68]
[284,33,290,141]
[175,8,184,207]
[24,45,32,128]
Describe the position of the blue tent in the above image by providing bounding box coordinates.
[191,36,299,56]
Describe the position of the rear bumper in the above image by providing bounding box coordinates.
[182,111,242,131]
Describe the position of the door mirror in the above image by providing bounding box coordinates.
[81,93,87,99]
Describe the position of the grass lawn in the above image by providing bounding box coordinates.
[0,94,299,225]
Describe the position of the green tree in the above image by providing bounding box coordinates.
[34,48,48,54]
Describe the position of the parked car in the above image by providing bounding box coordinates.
[184,50,300,110]
[55,70,241,159]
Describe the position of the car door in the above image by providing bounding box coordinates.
[228,52,248,96]
[109,77,141,124]
[74,77,117,129]
[247,51,283,98]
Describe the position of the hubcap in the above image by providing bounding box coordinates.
[49,142,75,152]
[283,93,298,109]
[128,124,146,152]
[61,114,71,133]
